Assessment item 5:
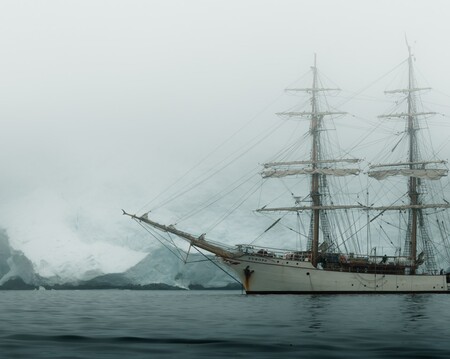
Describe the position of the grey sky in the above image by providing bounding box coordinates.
[0,0,449,276]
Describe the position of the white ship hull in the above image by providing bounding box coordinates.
[222,255,449,294]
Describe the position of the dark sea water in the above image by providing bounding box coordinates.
[1,290,450,358]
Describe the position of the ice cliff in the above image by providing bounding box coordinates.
[0,226,236,289]
[123,247,235,288]
[0,228,38,286]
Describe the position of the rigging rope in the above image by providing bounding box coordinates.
[134,219,185,262]
[137,85,297,214]
[175,165,260,224]
[149,119,286,214]
[135,219,243,288]
[205,179,263,233]
[189,245,243,288]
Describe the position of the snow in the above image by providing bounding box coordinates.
[1,188,147,282]
[0,186,235,287]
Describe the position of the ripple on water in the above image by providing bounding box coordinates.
[0,291,450,358]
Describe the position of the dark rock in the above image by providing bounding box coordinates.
[0,277,37,290]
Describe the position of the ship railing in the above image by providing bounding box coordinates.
[339,253,411,266]
[235,244,312,261]
[233,245,414,266]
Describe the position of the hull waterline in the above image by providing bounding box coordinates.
[222,255,449,294]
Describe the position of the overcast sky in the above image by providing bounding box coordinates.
[0,0,449,273]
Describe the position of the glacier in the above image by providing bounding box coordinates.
[0,183,238,289]
[124,247,235,288]
[0,228,38,286]
[0,225,236,289]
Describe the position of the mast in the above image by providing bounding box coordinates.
[406,43,418,273]
[260,54,357,267]
[310,54,321,267]
[368,42,448,274]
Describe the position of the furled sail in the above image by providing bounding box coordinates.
[276,111,347,118]
[262,167,360,178]
[368,168,448,180]
[257,203,450,213]
[264,158,360,167]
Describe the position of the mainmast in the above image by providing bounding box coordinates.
[369,42,448,273]
[406,44,419,273]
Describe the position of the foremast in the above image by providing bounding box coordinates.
[310,54,321,267]
[259,55,357,267]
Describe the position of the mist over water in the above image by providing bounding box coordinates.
[1,1,450,288]
[1,4,450,358]
[1,290,450,358]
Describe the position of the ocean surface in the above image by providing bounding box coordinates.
[1,290,450,358]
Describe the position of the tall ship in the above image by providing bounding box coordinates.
[125,45,450,293]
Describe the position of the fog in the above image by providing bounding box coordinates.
[0,0,449,278]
